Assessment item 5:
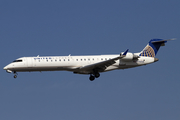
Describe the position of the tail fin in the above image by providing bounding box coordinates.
[139,38,175,57]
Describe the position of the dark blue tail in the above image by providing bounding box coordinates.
[139,39,174,57]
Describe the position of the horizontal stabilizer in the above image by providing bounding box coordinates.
[151,38,176,43]
[139,38,175,57]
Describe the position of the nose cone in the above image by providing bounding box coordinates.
[3,65,13,73]
[3,66,8,70]
[4,63,13,70]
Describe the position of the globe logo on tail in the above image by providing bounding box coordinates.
[139,45,155,57]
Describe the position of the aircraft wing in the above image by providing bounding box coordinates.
[78,56,120,72]
[75,49,129,73]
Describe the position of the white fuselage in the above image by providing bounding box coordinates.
[3,38,172,80]
[4,54,156,74]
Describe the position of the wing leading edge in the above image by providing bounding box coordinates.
[74,49,129,74]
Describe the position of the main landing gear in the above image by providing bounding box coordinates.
[89,72,100,81]
[13,71,18,78]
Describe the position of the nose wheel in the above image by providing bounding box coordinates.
[13,71,18,78]
[14,75,17,78]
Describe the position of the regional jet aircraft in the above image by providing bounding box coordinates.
[3,39,174,81]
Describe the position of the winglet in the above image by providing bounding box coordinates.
[120,49,129,58]
[122,49,129,56]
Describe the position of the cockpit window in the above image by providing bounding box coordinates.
[13,59,23,62]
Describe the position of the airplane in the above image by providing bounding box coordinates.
[3,38,174,81]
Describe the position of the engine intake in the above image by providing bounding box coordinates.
[121,52,139,61]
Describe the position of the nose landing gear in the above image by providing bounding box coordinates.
[13,71,18,78]
[14,75,17,78]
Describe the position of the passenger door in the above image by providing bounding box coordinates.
[27,58,34,67]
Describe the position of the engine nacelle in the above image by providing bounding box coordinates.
[121,52,139,61]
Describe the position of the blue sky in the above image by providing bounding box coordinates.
[1,0,180,120]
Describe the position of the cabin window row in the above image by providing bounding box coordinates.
[35,58,111,62]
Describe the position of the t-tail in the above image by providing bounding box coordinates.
[139,38,175,57]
